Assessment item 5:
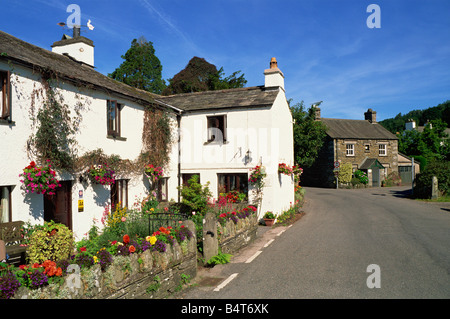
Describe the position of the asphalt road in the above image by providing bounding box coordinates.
[179,186,450,299]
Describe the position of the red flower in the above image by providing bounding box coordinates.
[80,247,86,252]
[129,245,136,253]
[19,264,28,270]
[123,234,130,244]
[111,240,117,245]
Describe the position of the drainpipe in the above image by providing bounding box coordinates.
[177,114,181,202]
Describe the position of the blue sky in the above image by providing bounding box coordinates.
[2,0,449,121]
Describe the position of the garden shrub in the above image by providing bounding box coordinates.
[338,163,353,184]
[178,175,212,215]
[414,159,450,198]
[27,221,74,264]
[354,170,369,185]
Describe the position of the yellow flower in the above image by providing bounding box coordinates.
[93,256,98,263]
[146,236,157,245]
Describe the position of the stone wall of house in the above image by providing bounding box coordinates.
[335,139,398,171]
[217,213,259,255]
[13,221,197,299]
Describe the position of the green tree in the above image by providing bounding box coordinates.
[398,119,449,160]
[290,100,328,168]
[108,37,166,94]
[162,57,246,95]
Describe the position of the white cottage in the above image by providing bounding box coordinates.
[157,57,295,218]
[0,30,294,239]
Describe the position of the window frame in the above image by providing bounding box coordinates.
[107,100,121,137]
[157,177,169,202]
[182,173,200,186]
[378,144,387,156]
[0,185,12,223]
[207,115,227,143]
[345,143,355,157]
[0,70,11,122]
[111,179,128,209]
[217,173,248,195]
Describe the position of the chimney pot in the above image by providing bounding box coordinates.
[270,57,278,69]
[364,108,377,123]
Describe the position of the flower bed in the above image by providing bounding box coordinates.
[0,220,195,299]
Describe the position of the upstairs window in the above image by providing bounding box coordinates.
[379,144,387,156]
[107,100,121,137]
[346,144,355,156]
[207,115,226,143]
[0,70,11,121]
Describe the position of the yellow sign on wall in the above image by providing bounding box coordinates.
[78,199,84,212]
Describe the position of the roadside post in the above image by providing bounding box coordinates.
[334,161,340,189]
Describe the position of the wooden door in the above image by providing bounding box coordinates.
[44,181,72,230]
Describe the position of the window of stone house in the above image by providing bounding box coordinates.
[107,100,122,137]
[207,115,227,143]
[379,144,387,156]
[346,144,355,156]
[364,144,370,152]
[0,70,11,122]
[0,186,12,223]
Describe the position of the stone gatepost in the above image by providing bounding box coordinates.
[431,176,438,200]
[202,212,218,264]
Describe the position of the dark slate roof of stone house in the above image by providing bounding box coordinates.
[156,86,279,112]
[359,158,385,169]
[0,30,160,108]
[321,118,398,140]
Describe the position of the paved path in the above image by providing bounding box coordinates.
[178,186,450,299]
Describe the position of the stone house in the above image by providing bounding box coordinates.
[0,29,294,239]
[303,108,399,187]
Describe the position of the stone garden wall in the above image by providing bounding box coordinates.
[13,221,197,299]
[217,213,259,255]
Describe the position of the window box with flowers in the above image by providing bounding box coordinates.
[88,164,115,186]
[19,161,61,195]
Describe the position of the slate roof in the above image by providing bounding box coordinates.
[0,30,159,107]
[156,86,279,112]
[321,118,398,140]
[359,158,385,169]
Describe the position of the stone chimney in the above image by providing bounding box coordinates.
[364,108,377,123]
[314,107,321,120]
[51,26,94,67]
[264,57,284,91]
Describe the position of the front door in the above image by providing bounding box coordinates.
[372,167,380,187]
[44,181,72,230]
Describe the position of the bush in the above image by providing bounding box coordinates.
[414,159,450,198]
[178,175,212,215]
[338,163,353,184]
[26,221,74,264]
